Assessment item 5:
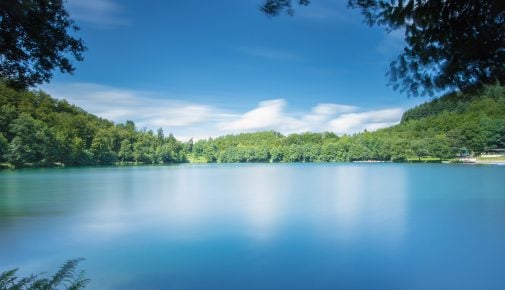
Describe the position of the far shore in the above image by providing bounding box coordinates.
[458,156,505,165]
[3,157,505,170]
[475,160,505,165]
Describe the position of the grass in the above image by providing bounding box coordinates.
[187,155,209,163]
[406,157,445,163]
[476,156,505,163]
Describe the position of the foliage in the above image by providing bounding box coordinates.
[191,85,505,163]
[0,259,88,290]
[402,85,505,122]
[0,84,503,167]
[261,0,310,16]
[0,0,86,89]
[261,0,505,97]
[0,84,187,168]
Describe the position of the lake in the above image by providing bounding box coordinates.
[1,163,504,289]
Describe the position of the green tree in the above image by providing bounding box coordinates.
[389,137,413,162]
[118,139,133,162]
[411,138,430,160]
[320,142,339,162]
[156,128,165,144]
[70,137,93,165]
[428,134,453,160]
[6,113,53,166]
[0,0,86,89]
[270,146,284,162]
[156,144,174,163]
[0,105,18,139]
[184,138,194,154]
[91,129,118,164]
[0,133,7,161]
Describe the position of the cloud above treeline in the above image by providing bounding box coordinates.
[66,0,128,27]
[44,82,404,141]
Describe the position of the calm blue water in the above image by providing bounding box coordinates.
[0,163,504,289]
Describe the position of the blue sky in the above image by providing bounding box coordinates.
[43,0,425,140]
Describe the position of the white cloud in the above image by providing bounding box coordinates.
[219,99,305,132]
[328,108,404,134]
[66,0,128,27]
[302,103,359,126]
[313,103,358,115]
[43,83,228,131]
[220,99,401,136]
[42,82,404,141]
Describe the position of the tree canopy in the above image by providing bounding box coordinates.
[0,83,188,168]
[190,85,505,164]
[261,0,310,16]
[261,0,505,97]
[0,0,86,89]
[0,83,504,168]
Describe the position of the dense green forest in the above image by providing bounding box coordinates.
[0,84,188,168]
[0,84,504,168]
[191,85,505,163]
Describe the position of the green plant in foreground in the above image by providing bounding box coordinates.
[0,259,88,290]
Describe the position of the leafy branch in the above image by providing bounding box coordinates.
[0,259,89,290]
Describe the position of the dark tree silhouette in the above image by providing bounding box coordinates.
[261,0,505,97]
[261,0,310,16]
[0,0,86,89]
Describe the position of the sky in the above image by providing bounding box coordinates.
[42,0,425,140]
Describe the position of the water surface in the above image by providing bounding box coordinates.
[1,164,504,289]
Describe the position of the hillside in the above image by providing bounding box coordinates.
[1,84,504,168]
[0,84,187,168]
[191,85,505,163]
[391,85,505,154]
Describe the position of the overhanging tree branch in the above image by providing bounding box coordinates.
[261,0,505,97]
[0,0,86,89]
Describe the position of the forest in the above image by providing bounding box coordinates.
[0,83,188,168]
[1,83,504,168]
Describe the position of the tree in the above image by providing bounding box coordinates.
[0,0,86,89]
[7,113,52,166]
[261,0,310,16]
[261,0,505,97]
[118,139,133,162]
[0,133,7,161]
[91,128,118,164]
[428,134,453,159]
[411,138,430,160]
[0,104,18,140]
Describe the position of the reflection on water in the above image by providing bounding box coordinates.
[332,166,407,244]
[1,164,504,290]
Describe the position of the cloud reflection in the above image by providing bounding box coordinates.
[332,165,407,245]
[238,168,286,240]
[68,165,406,247]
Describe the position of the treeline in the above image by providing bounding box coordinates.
[1,84,504,168]
[0,84,188,168]
[191,85,505,163]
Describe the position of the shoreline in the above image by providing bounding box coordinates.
[475,160,505,165]
[3,159,505,171]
